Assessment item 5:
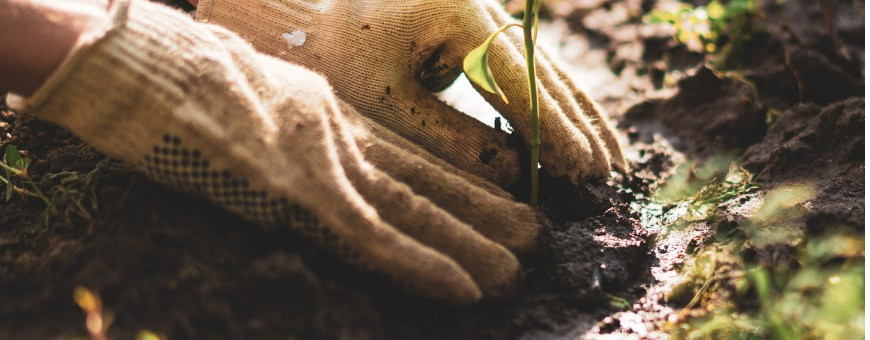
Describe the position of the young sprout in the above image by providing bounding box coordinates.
[463,0,542,206]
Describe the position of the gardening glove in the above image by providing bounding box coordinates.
[194,0,628,188]
[6,0,542,303]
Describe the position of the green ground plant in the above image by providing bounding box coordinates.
[1,144,102,227]
[652,154,759,224]
[652,158,864,339]
[644,0,758,68]
[671,231,864,339]
[1,144,48,204]
[464,0,542,205]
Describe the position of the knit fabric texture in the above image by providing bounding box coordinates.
[8,0,542,303]
[196,0,627,187]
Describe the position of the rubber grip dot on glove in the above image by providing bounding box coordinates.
[137,134,459,298]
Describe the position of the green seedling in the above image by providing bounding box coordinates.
[464,0,542,205]
[1,144,48,204]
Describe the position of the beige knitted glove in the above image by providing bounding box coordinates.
[195,0,627,188]
[7,0,541,303]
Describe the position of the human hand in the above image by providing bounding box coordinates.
[0,0,104,96]
[194,0,627,188]
[10,0,540,303]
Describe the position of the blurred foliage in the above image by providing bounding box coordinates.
[653,157,864,339]
[75,286,166,340]
[645,0,758,68]
[75,286,109,340]
[672,232,864,339]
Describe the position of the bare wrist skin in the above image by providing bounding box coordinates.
[0,0,105,96]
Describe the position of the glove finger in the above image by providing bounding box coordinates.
[359,133,541,255]
[535,48,628,173]
[313,94,522,299]
[370,84,524,188]
[133,124,482,304]
[338,100,514,200]
[293,180,486,303]
[278,120,488,303]
[332,141,523,298]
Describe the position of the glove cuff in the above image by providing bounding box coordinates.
[7,0,211,163]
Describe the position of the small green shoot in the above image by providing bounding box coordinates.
[463,0,542,206]
[1,144,43,203]
[4,144,29,175]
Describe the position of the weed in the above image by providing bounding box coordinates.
[672,232,864,339]
[1,144,105,228]
[653,155,760,224]
[1,144,50,204]
[653,158,864,338]
[38,167,103,227]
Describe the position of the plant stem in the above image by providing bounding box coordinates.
[0,162,24,177]
[522,0,540,206]
[27,180,53,210]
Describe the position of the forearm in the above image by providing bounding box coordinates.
[0,0,104,96]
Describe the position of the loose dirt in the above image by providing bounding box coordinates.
[0,0,863,338]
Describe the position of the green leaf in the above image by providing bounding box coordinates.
[5,145,22,170]
[463,25,517,103]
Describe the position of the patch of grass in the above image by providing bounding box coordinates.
[37,166,102,227]
[671,232,864,339]
[653,158,864,339]
[1,144,107,228]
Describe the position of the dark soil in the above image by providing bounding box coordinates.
[0,0,863,338]
[744,98,865,231]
